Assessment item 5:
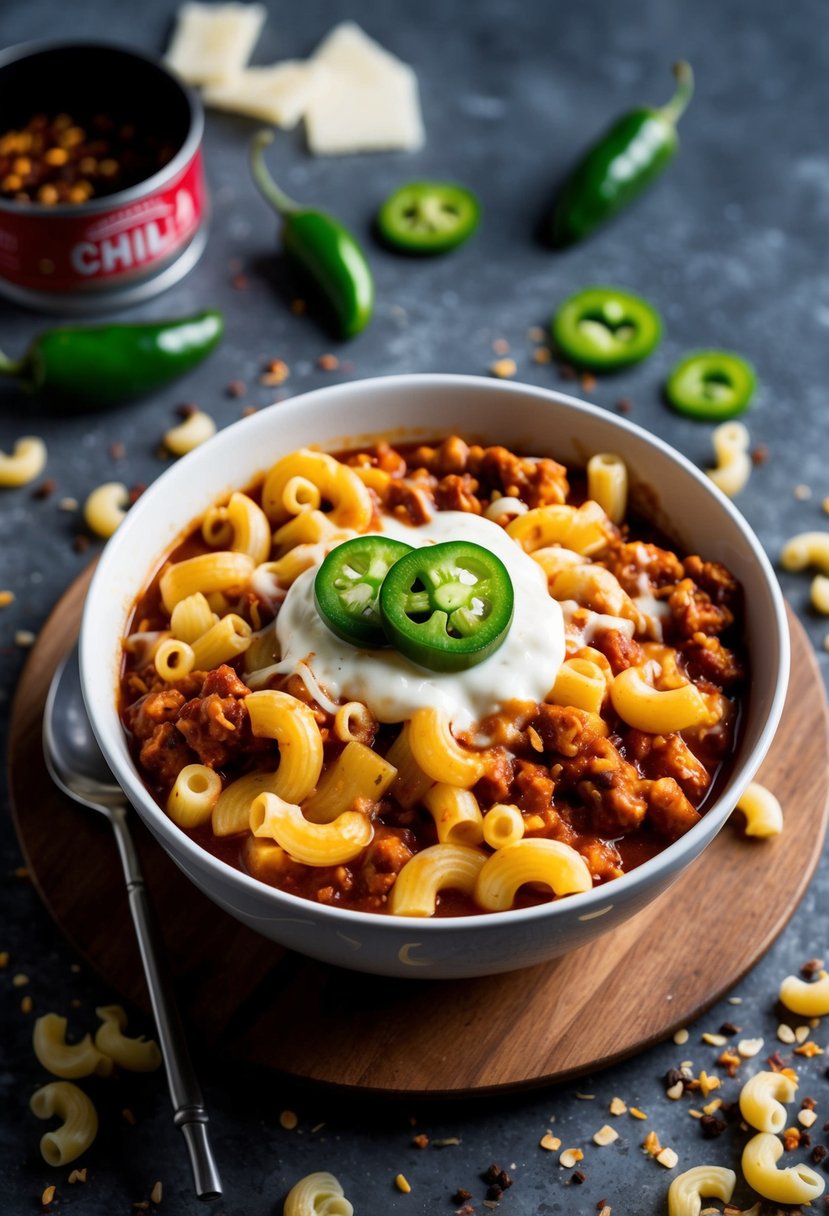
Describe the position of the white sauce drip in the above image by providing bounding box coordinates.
[274,511,565,727]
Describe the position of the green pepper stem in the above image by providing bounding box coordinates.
[658,61,694,127]
[249,130,301,217]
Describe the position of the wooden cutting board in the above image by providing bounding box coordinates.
[8,566,828,1095]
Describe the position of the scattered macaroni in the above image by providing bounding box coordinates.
[33,1013,113,1079]
[706,421,751,498]
[94,1005,162,1072]
[30,1081,98,1166]
[779,969,829,1017]
[283,1171,353,1216]
[739,1070,798,1133]
[741,1131,825,1204]
[667,1165,736,1216]
[811,574,829,614]
[164,409,217,456]
[780,530,829,576]
[735,782,783,838]
[167,764,223,828]
[0,435,47,487]
[84,482,129,538]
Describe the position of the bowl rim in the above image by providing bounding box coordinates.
[80,372,790,934]
[0,39,203,218]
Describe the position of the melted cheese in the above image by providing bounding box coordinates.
[274,511,565,727]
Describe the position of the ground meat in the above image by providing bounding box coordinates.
[434,473,482,514]
[475,748,514,804]
[646,777,701,840]
[590,628,643,675]
[530,703,607,758]
[625,731,711,801]
[471,445,569,507]
[681,632,744,688]
[604,540,684,596]
[385,479,434,525]
[429,436,470,476]
[138,721,195,787]
[576,750,649,835]
[175,664,253,769]
[579,838,624,883]
[683,555,740,610]
[667,578,734,637]
[125,688,186,741]
[513,759,554,813]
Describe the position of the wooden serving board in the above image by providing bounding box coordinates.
[8,567,829,1095]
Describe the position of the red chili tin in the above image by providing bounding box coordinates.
[0,41,208,313]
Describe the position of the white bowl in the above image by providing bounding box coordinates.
[80,375,789,978]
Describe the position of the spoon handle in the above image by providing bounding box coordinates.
[109,805,222,1200]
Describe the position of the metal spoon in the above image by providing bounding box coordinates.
[43,644,222,1200]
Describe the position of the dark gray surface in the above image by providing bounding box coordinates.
[1,1,828,1213]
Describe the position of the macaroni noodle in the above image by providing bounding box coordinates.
[94,1005,162,1072]
[33,1013,113,1079]
[780,530,829,575]
[170,592,217,644]
[30,1081,98,1166]
[507,500,609,555]
[213,771,285,837]
[167,764,222,828]
[422,784,484,846]
[586,453,628,524]
[164,408,216,456]
[735,782,783,838]
[549,657,607,715]
[154,637,195,683]
[706,421,751,498]
[811,574,829,614]
[667,1165,736,1216]
[778,969,829,1017]
[408,708,487,788]
[160,551,255,613]
[246,689,324,802]
[202,492,271,564]
[303,741,397,825]
[0,435,47,487]
[389,843,486,916]
[283,1171,354,1216]
[190,613,252,669]
[250,792,373,865]
[84,482,129,538]
[610,664,710,733]
[741,1131,824,1204]
[482,803,525,850]
[474,838,592,912]
[262,448,372,530]
[739,1070,798,1133]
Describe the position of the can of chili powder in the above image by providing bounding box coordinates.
[0,41,208,313]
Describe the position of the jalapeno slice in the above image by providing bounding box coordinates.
[665,350,756,420]
[551,286,662,371]
[379,541,514,672]
[315,536,413,648]
[377,182,481,254]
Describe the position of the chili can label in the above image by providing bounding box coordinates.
[0,150,207,293]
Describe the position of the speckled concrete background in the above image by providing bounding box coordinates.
[1,1,828,1213]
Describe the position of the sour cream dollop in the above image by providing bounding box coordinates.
[275,511,565,727]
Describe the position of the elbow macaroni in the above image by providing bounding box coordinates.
[250,792,373,865]
[610,664,711,733]
[303,741,397,824]
[667,1165,736,1216]
[735,782,783,838]
[778,969,829,1017]
[586,453,627,524]
[408,708,486,788]
[94,1005,162,1072]
[474,838,592,912]
[164,409,216,456]
[0,435,47,487]
[389,843,485,916]
[246,690,324,803]
[30,1081,98,1166]
[167,764,222,828]
[422,784,484,846]
[84,482,129,538]
[741,1131,824,1204]
[780,530,829,575]
[739,1070,798,1134]
[33,1014,113,1080]
[283,1171,353,1216]
[706,421,751,498]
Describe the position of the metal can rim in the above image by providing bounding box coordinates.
[0,39,204,218]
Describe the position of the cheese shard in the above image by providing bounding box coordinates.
[203,62,324,128]
[165,2,267,86]
[305,22,425,155]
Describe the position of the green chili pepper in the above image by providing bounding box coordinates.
[250,130,374,339]
[379,541,514,673]
[377,181,481,254]
[550,62,694,248]
[665,351,756,420]
[552,286,662,371]
[0,310,223,408]
[315,535,413,648]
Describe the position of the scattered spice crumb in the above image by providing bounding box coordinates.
[702,1032,728,1047]
[794,483,812,500]
[492,338,510,355]
[72,535,91,554]
[231,272,249,291]
[656,1147,679,1169]
[432,1137,461,1148]
[798,1108,817,1127]
[490,358,516,379]
[150,1181,162,1205]
[395,1173,411,1194]
[0,952,8,967]
[572,1170,586,1185]
[700,1114,727,1139]
[67,1168,87,1184]
[226,380,246,398]
[727,997,742,1005]
[527,326,545,342]
[673,1028,689,1045]
[616,397,633,413]
[802,1095,817,1110]
[21,995,33,1013]
[128,484,146,506]
[750,445,768,466]
[643,1130,662,1157]
[629,1107,648,1120]
[593,1125,618,1147]
[609,1097,627,1115]
[310,1122,325,1134]
[575,1092,595,1100]
[109,441,126,460]
[291,298,306,315]
[812,1144,828,1164]
[580,371,597,392]
[697,1071,721,1097]
[33,479,57,500]
[41,1185,56,1206]
[452,1188,472,1205]
[0,591,14,608]
[795,1041,824,1057]
[559,1148,584,1168]
[280,1110,299,1130]
[12,972,28,987]
[318,353,340,371]
[701,1098,722,1116]
[532,346,552,364]
[242,405,258,418]
[412,1133,429,1149]
[122,1107,136,1125]
[175,402,198,419]
[260,358,290,386]
[15,866,29,880]
[795,1025,811,1044]
[540,1132,561,1151]
[782,1126,801,1150]
[778,1023,796,1044]
[14,630,35,647]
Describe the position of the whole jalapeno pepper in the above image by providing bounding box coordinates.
[0,310,224,408]
[250,130,374,339]
[550,62,694,248]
